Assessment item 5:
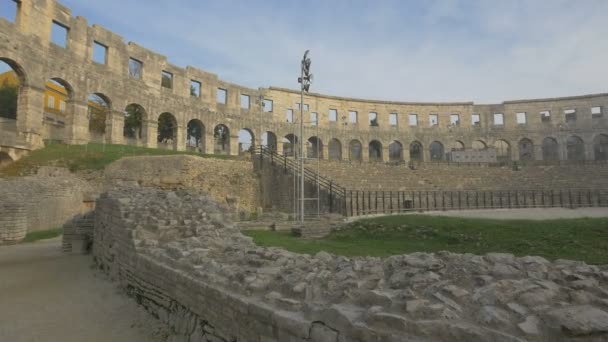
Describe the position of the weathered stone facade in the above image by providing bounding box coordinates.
[94,187,608,341]
[0,0,607,163]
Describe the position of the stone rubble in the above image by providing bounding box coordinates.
[94,187,608,341]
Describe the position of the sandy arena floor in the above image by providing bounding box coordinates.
[0,238,167,342]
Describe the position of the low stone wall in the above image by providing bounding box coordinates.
[93,187,608,341]
[104,155,260,217]
[0,167,92,244]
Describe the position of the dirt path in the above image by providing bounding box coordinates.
[0,238,168,342]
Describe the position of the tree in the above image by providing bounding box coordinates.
[214,125,229,151]
[88,95,108,134]
[124,104,144,139]
[0,80,18,120]
[157,113,175,142]
[187,121,202,147]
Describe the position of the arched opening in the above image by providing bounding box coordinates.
[594,134,608,161]
[307,136,323,159]
[472,140,487,150]
[349,139,362,161]
[238,128,255,154]
[429,141,444,161]
[328,138,342,160]
[261,131,277,151]
[124,104,146,143]
[389,141,403,162]
[87,93,111,141]
[0,59,24,131]
[0,151,13,168]
[214,124,230,155]
[518,138,534,161]
[157,112,177,150]
[410,141,423,161]
[567,135,585,161]
[449,141,465,151]
[369,140,383,162]
[494,139,511,162]
[44,78,73,128]
[187,119,205,153]
[542,137,559,161]
[283,134,298,157]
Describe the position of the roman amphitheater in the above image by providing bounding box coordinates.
[1,1,608,341]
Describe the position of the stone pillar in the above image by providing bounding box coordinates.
[276,142,284,156]
[534,144,543,161]
[175,125,186,151]
[362,145,370,162]
[16,85,45,149]
[229,134,239,156]
[403,148,411,163]
[585,142,595,161]
[106,110,124,145]
[321,144,329,160]
[382,145,390,162]
[143,120,157,148]
[67,100,90,145]
[204,130,215,154]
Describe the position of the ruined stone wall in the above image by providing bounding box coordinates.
[93,187,608,341]
[0,167,92,243]
[103,155,260,216]
[0,0,606,163]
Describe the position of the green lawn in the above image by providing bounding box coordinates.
[243,215,608,264]
[22,228,63,243]
[1,142,233,177]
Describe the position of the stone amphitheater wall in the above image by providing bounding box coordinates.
[0,0,607,163]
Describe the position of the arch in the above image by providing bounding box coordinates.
[388,141,403,162]
[187,119,205,153]
[262,131,277,151]
[410,141,423,161]
[87,93,111,138]
[494,139,511,162]
[472,140,487,150]
[124,103,146,141]
[369,140,383,162]
[0,151,13,168]
[518,138,534,161]
[0,59,24,121]
[542,137,559,161]
[0,57,27,85]
[593,134,608,161]
[307,136,323,159]
[566,135,585,161]
[238,128,255,154]
[328,138,342,160]
[214,124,231,155]
[449,141,465,151]
[349,139,362,161]
[429,141,444,161]
[158,112,177,150]
[283,134,298,157]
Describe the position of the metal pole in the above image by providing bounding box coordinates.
[300,66,305,222]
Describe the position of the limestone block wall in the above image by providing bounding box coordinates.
[93,188,608,341]
[0,167,91,243]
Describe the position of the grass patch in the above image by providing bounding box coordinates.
[1,142,234,177]
[22,228,63,243]
[243,215,608,264]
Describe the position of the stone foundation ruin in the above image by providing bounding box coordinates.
[92,186,608,341]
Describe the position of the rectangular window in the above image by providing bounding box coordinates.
[286,109,294,123]
[349,110,358,123]
[311,112,318,126]
[216,88,227,104]
[161,71,173,89]
[263,99,273,112]
[92,41,107,65]
[409,114,418,126]
[368,112,378,126]
[564,109,576,122]
[0,0,19,23]
[389,113,398,126]
[429,114,438,126]
[295,103,301,110]
[540,110,551,122]
[516,112,527,124]
[303,104,309,112]
[450,114,460,125]
[240,94,250,109]
[59,100,66,112]
[329,109,338,122]
[472,114,481,125]
[51,21,69,48]
[591,106,603,119]
[190,80,201,97]
[493,113,504,125]
[129,58,143,79]
[47,96,55,109]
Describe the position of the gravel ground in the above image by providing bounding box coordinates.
[420,207,608,220]
[0,238,168,342]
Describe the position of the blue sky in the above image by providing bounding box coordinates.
[4,0,608,103]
